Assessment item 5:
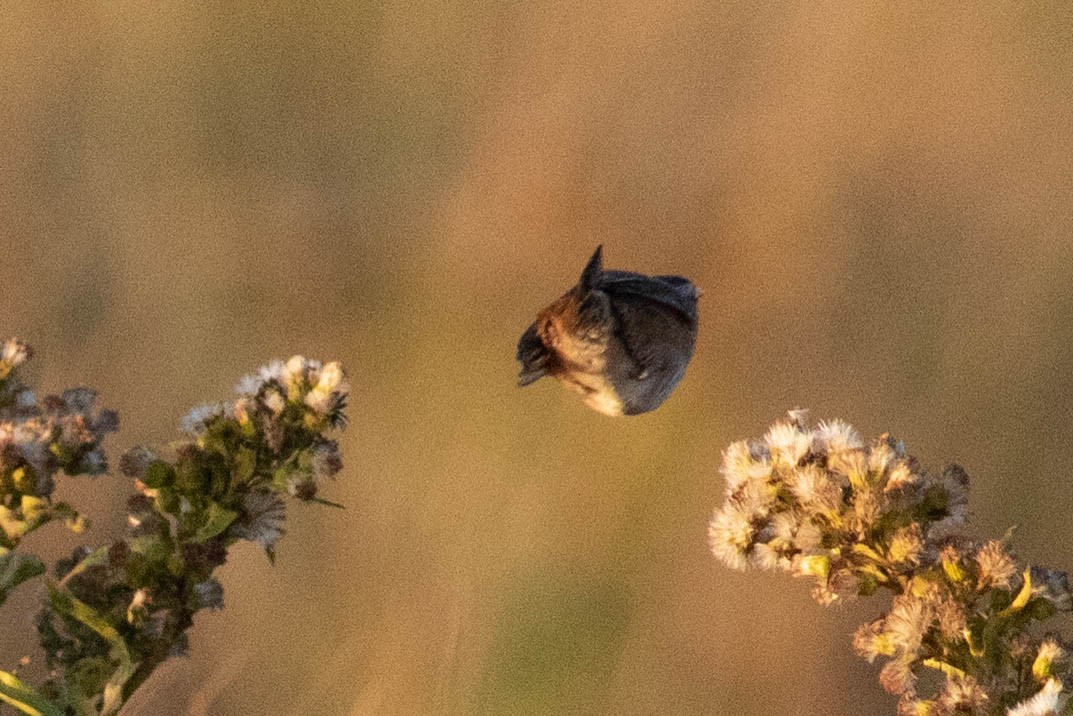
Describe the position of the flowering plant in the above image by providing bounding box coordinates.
[709,410,1071,716]
[0,339,348,715]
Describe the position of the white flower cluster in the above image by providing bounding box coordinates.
[244,355,347,414]
[709,410,967,604]
[709,411,1073,715]
[182,355,348,436]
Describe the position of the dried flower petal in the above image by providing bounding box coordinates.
[1007,678,1066,716]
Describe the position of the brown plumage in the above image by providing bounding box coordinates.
[516,245,700,416]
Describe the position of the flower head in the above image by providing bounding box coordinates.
[0,338,31,379]
[230,491,287,557]
[708,505,754,571]
[709,410,1073,712]
[180,402,224,434]
[814,419,863,454]
[976,539,1017,590]
[1007,678,1066,716]
[765,419,811,467]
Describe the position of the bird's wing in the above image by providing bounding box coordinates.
[608,290,698,381]
[599,273,699,325]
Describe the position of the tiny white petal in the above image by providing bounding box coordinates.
[708,506,754,570]
[234,374,263,395]
[1007,678,1066,716]
[813,419,863,454]
[765,421,810,467]
[259,359,285,383]
[263,390,286,415]
[180,403,223,434]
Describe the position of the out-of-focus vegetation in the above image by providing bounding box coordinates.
[3,3,1073,714]
[0,344,348,715]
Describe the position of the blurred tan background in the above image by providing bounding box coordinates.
[3,2,1073,714]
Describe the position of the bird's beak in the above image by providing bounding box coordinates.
[517,367,546,387]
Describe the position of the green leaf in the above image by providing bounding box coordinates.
[67,657,111,705]
[141,460,175,489]
[156,486,180,515]
[0,504,28,543]
[11,466,35,493]
[100,660,138,716]
[50,502,87,534]
[0,548,45,606]
[53,546,110,585]
[20,496,49,525]
[921,658,967,680]
[47,585,128,656]
[46,585,138,716]
[271,465,293,492]
[208,460,230,499]
[193,503,238,542]
[0,670,64,716]
[232,447,257,485]
[850,542,884,563]
[175,459,207,494]
[1001,569,1033,616]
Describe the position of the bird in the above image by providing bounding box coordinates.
[516,245,700,416]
